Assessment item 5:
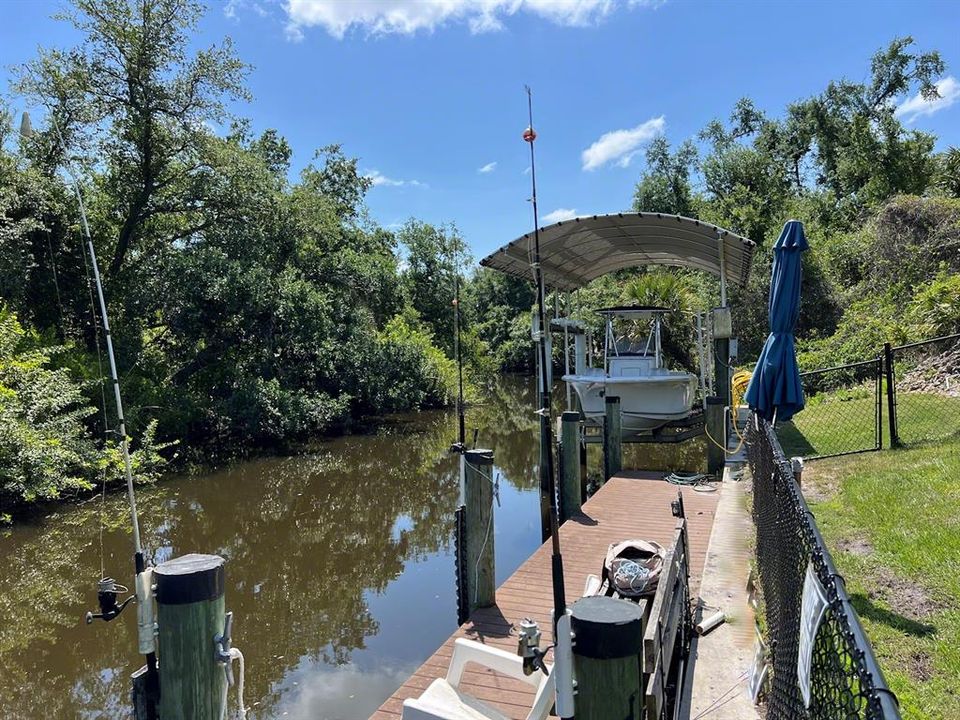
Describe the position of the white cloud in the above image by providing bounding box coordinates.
[542,208,578,224]
[895,76,960,122]
[581,116,665,171]
[284,0,659,39]
[224,0,267,20]
[365,170,426,188]
[478,161,497,174]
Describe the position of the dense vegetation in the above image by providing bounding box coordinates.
[1,0,958,517]
[0,0,485,515]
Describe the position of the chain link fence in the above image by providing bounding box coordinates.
[776,359,882,460]
[887,333,960,448]
[748,416,900,720]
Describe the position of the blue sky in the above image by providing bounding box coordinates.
[3,0,959,260]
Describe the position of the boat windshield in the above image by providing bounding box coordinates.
[614,336,653,356]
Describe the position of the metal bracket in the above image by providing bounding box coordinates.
[214,611,235,686]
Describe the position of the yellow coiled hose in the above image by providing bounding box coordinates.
[704,369,753,453]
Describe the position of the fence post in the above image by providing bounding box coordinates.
[603,396,622,482]
[883,342,900,448]
[154,554,227,720]
[463,449,496,615]
[560,411,581,521]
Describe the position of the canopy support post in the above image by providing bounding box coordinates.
[717,231,728,308]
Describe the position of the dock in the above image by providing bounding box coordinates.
[369,472,720,720]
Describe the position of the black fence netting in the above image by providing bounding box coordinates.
[776,359,882,460]
[748,416,900,720]
[888,333,960,447]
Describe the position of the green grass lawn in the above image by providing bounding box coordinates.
[778,390,960,458]
[803,439,960,720]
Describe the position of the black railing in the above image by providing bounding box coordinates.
[776,358,882,460]
[748,416,900,720]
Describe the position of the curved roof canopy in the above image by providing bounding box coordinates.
[480,212,756,291]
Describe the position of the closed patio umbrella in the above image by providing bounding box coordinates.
[745,220,808,422]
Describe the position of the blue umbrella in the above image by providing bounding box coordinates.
[745,220,808,422]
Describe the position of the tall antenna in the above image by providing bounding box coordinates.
[452,234,466,447]
[523,85,568,630]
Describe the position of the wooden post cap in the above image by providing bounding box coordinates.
[465,449,494,465]
[605,396,620,405]
[705,396,725,406]
[155,553,225,605]
[561,411,580,422]
[571,596,644,659]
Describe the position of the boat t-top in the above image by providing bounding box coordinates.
[562,305,699,435]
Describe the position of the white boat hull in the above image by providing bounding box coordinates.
[563,372,698,435]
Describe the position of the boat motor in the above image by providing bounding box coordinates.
[85,577,134,624]
[517,618,549,676]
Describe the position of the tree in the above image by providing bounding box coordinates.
[781,37,943,209]
[14,0,250,282]
[632,136,697,216]
[935,147,960,198]
[398,220,469,356]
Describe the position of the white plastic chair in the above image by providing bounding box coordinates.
[401,638,554,720]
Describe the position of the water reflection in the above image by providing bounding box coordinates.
[0,376,543,720]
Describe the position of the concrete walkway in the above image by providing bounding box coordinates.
[681,465,762,719]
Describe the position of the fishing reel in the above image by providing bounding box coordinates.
[85,577,135,624]
[517,618,550,676]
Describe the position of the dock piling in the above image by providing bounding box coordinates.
[154,553,227,720]
[705,396,726,475]
[603,396,622,482]
[559,411,581,521]
[463,449,496,614]
[571,595,645,720]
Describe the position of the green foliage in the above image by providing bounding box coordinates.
[623,269,699,369]
[935,147,960,198]
[378,315,460,410]
[906,269,960,338]
[0,0,479,515]
[0,306,172,516]
[632,137,698,216]
[0,308,96,505]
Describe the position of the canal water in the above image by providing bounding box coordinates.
[0,376,545,720]
[0,376,705,719]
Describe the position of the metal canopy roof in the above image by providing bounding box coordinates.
[480,212,756,291]
[596,305,671,317]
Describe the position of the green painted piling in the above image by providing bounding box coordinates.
[464,449,496,614]
[705,396,726,476]
[155,554,227,720]
[560,411,581,521]
[571,596,646,720]
[603,396,622,482]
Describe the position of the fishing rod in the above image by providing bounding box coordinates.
[21,111,160,718]
[522,87,574,720]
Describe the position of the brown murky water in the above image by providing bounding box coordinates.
[0,376,705,719]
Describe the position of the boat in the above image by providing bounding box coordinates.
[562,306,699,436]
[480,212,757,442]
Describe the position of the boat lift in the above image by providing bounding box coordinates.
[481,212,757,445]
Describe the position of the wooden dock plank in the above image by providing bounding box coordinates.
[368,473,719,720]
